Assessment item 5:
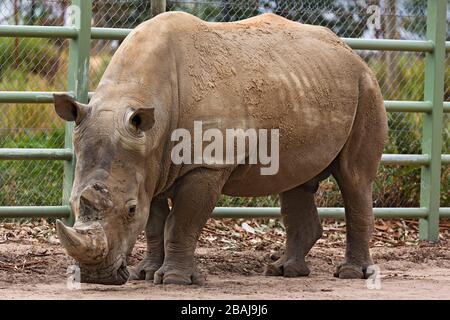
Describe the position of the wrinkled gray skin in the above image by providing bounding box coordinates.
[54,12,387,285]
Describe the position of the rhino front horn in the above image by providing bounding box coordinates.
[56,220,108,264]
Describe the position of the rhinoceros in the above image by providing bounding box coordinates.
[53,12,387,285]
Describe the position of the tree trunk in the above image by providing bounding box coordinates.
[56,1,68,53]
[151,0,166,17]
[14,0,20,69]
[30,0,36,25]
[384,0,400,100]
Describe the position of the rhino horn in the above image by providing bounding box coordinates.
[56,220,108,264]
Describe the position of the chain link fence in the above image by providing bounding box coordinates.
[0,0,448,208]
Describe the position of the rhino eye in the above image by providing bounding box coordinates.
[125,200,137,218]
[126,107,155,134]
[131,114,142,128]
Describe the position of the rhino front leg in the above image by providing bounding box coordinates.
[129,197,170,281]
[154,168,231,285]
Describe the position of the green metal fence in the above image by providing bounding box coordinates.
[0,0,448,241]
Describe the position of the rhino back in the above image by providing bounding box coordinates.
[95,12,376,196]
[170,14,368,195]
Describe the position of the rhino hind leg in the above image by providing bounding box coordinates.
[265,180,323,277]
[129,198,170,281]
[331,152,379,279]
[331,167,375,280]
[331,72,387,280]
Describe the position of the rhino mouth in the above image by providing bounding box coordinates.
[79,256,129,285]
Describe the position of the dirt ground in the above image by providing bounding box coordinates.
[0,219,449,300]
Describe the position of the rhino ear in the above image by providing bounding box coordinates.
[129,108,155,132]
[53,93,89,125]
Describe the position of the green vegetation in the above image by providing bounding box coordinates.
[0,38,62,83]
[0,130,64,206]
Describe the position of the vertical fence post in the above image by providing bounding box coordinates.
[63,0,92,225]
[151,0,166,17]
[419,0,446,241]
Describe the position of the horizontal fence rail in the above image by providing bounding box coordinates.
[0,25,78,38]
[0,0,448,242]
[2,92,449,114]
[0,206,71,218]
[1,206,449,219]
[0,24,441,52]
[1,23,449,53]
[0,148,73,160]
[344,38,434,52]
[91,27,131,40]
[211,207,450,219]
[0,91,74,103]
[1,149,449,165]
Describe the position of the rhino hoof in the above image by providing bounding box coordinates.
[264,263,283,276]
[128,267,159,281]
[334,263,365,279]
[128,259,162,281]
[154,268,205,285]
[265,257,310,277]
